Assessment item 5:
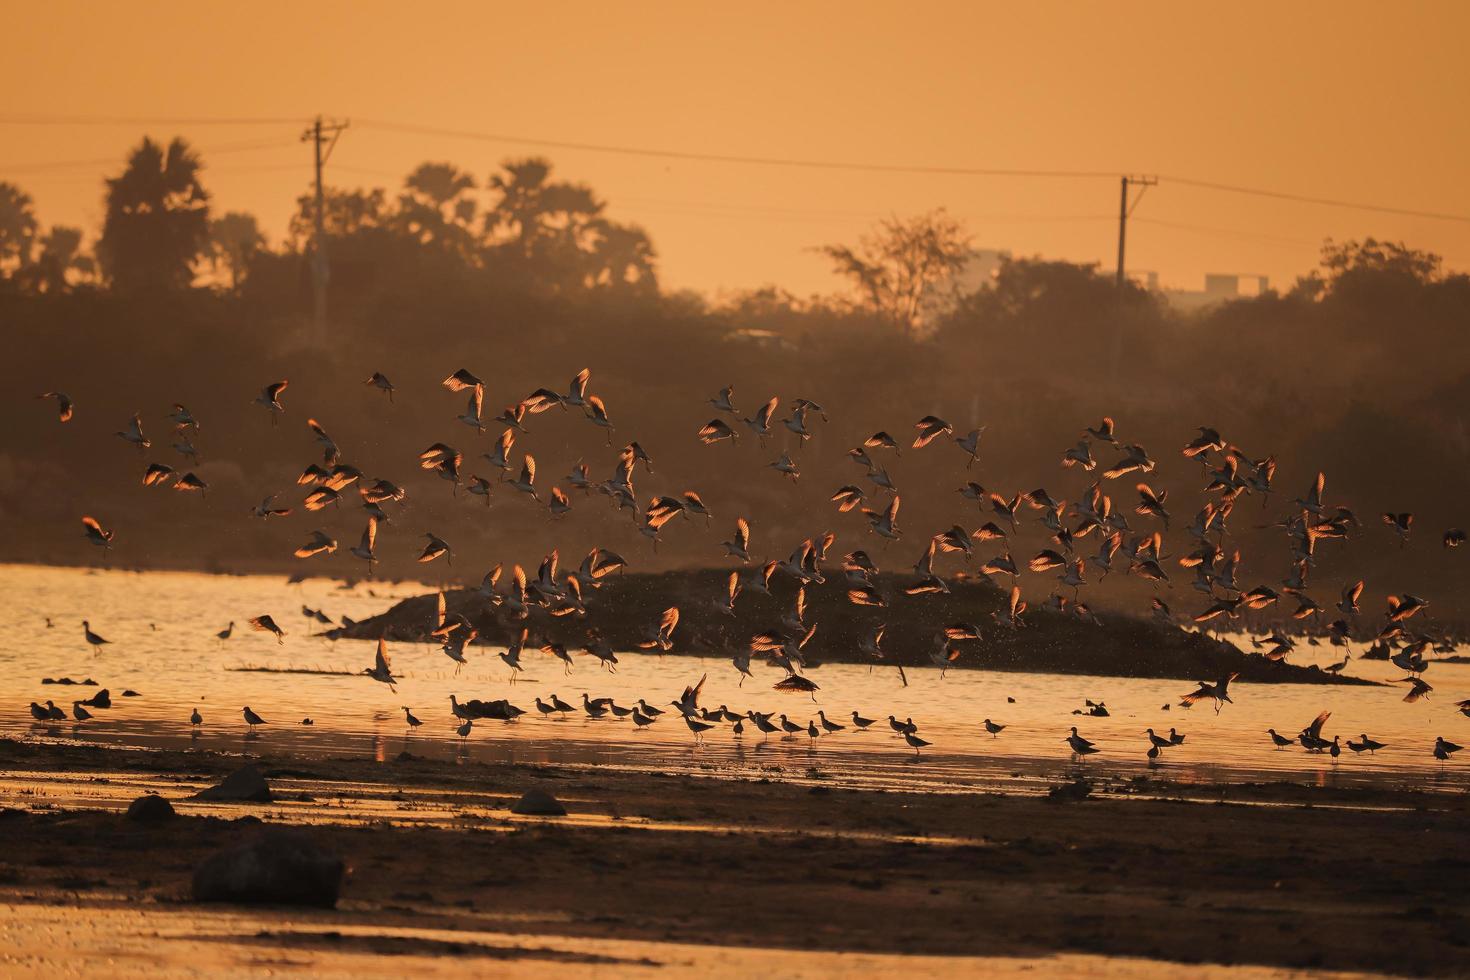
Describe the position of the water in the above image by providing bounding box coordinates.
[5,564,1467,794]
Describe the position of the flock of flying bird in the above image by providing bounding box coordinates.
[28,364,1470,765]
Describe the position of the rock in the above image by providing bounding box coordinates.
[82,689,111,709]
[191,829,344,907]
[511,788,567,816]
[125,794,176,823]
[192,764,273,803]
[1045,779,1093,804]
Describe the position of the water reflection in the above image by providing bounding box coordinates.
[4,564,1467,794]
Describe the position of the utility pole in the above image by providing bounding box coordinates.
[1110,174,1157,379]
[1114,174,1157,289]
[301,116,349,341]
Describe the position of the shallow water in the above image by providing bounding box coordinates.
[5,564,1467,793]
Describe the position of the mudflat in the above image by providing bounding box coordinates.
[0,738,1464,976]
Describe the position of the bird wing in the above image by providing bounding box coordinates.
[376,638,391,673]
[522,454,536,484]
[266,381,288,400]
[1306,710,1331,739]
[571,368,590,398]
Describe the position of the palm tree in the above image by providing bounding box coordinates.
[209,212,266,290]
[397,163,477,256]
[25,226,95,293]
[0,181,39,280]
[585,219,658,294]
[96,137,211,291]
[485,157,603,259]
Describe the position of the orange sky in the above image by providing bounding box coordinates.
[7,1,1470,296]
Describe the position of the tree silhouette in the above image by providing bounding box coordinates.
[96,137,210,291]
[484,157,656,292]
[397,163,478,257]
[208,212,266,291]
[585,218,658,294]
[817,209,973,336]
[24,226,94,293]
[288,186,388,245]
[0,181,39,280]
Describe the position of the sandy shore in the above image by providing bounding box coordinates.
[0,738,1465,976]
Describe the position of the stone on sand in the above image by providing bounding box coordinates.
[511,788,567,816]
[192,828,344,907]
[125,794,175,823]
[192,764,273,802]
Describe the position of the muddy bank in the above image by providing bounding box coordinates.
[0,739,1465,975]
[336,568,1375,685]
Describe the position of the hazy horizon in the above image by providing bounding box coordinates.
[8,0,1470,296]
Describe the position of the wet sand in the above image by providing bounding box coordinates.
[0,739,1465,976]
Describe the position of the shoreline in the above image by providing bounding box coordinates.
[0,738,1465,976]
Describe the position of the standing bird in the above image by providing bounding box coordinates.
[71,701,92,724]
[684,713,715,744]
[817,710,846,733]
[243,706,267,730]
[82,620,110,654]
[403,707,423,732]
[253,381,288,423]
[1433,737,1462,762]
[191,707,203,727]
[983,718,1006,738]
[1065,727,1100,757]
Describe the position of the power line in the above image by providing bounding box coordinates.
[353,118,1470,225]
[0,114,304,126]
[9,112,1469,225]
[2,138,301,175]
[1131,216,1321,249]
[1161,175,1470,225]
[353,118,1119,180]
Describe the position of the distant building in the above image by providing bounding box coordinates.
[1155,272,1271,311]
